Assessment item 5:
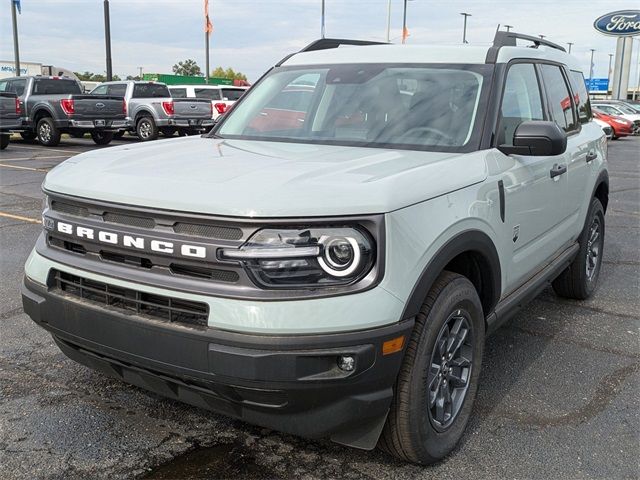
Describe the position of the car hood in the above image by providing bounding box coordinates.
[44,136,488,217]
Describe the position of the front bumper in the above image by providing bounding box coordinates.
[22,275,412,448]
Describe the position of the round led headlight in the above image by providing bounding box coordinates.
[318,236,361,277]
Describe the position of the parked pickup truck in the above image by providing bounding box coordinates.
[91,81,214,141]
[0,76,127,147]
[0,91,22,150]
[168,84,248,121]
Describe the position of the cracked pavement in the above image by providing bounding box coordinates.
[0,135,638,479]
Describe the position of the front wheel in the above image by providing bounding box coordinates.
[20,131,37,142]
[36,117,61,147]
[160,127,176,137]
[552,197,605,299]
[379,271,484,464]
[90,131,114,145]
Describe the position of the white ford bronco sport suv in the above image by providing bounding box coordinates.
[22,32,608,464]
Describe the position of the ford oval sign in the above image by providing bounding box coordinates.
[594,10,640,37]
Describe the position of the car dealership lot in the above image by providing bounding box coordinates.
[0,136,638,479]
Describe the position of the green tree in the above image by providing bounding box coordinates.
[210,66,247,81]
[172,59,203,77]
[73,72,120,82]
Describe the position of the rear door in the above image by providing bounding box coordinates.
[495,62,570,289]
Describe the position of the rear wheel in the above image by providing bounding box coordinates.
[36,117,61,147]
[0,134,10,150]
[160,127,177,137]
[113,131,125,139]
[379,271,484,464]
[69,131,85,139]
[552,197,605,299]
[90,131,114,145]
[136,116,158,141]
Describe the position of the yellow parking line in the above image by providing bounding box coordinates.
[0,163,49,172]
[0,211,42,224]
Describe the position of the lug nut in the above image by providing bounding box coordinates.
[338,355,355,372]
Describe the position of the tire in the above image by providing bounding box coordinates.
[552,197,605,300]
[136,116,158,141]
[160,127,177,137]
[90,131,114,145]
[379,271,485,464]
[0,134,9,150]
[20,131,37,142]
[36,117,61,147]
[113,131,125,139]
[69,131,85,139]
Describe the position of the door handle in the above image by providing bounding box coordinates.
[550,163,567,178]
[585,151,597,163]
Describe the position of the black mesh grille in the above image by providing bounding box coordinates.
[103,212,156,229]
[51,270,209,328]
[173,222,243,240]
[170,264,239,283]
[51,201,89,217]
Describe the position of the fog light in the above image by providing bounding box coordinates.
[337,355,355,372]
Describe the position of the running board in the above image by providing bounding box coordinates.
[486,243,580,335]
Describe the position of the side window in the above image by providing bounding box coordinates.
[171,88,188,98]
[91,85,108,95]
[0,81,7,92]
[107,84,127,96]
[498,63,544,146]
[568,71,592,124]
[540,64,578,133]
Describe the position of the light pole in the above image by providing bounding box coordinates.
[607,53,614,99]
[634,38,640,100]
[567,42,573,54]
[460,13,471,44]
[321,0,326,38]
[11,0,21,76]
[588,49,595,94]
[402,0,409,44]
[385,0,392,43]
[504,24,513,32]
[103,0,113,81]
[138,66,143,80]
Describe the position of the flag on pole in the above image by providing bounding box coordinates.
[204,0,213,34]
[13,0,22,14]
[402,26,410,43]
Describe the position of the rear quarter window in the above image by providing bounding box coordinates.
[568,71,592,124]
[170,88,188,98]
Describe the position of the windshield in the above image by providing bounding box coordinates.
[215,64,491,151]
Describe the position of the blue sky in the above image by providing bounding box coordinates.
[1,0,638,83]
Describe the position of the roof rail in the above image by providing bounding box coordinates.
[493,31,566,52]
[486,31,566,63]
[300,38,389,53]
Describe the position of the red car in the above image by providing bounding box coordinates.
[592,108,634,139]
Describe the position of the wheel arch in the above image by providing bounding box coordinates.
[32,106,54,124]
[592,169,609,213]
[400,230,501,322]
[134,109,155,123]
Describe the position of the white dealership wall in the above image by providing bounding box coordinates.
[0,60,78,80]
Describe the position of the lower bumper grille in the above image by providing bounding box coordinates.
[50,270,209,329]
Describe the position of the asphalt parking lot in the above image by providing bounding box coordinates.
[0,134,638,480]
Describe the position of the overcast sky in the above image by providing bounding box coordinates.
[1,0,638,83]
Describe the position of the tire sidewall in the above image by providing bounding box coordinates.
[0,134,9,150]
[91,131,114,145]
[37,117,60,146]
[136,117,157,141]
[408,277,485,461]
[579,198,605,296]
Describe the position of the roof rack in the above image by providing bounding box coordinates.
[493,31,566,52]
[299,38,389,53]
[486,31,566,63]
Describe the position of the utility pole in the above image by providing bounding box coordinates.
[504,24,513,32]
[103,0,113,81]
[588,48,595,94]
[634,38,640,101]
[385,0,392,43]
[402,0,408,44]
[138,66,143,80]
[321,0,326,38]
[607,53,614,99]
[11,0,21,76]
[460,13,471,44]
[567,42,573,54]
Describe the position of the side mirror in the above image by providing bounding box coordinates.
[498,120,567,156]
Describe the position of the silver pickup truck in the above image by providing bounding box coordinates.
[0,91,22,150]
[0,76,127,147]
[91,81,214,141]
